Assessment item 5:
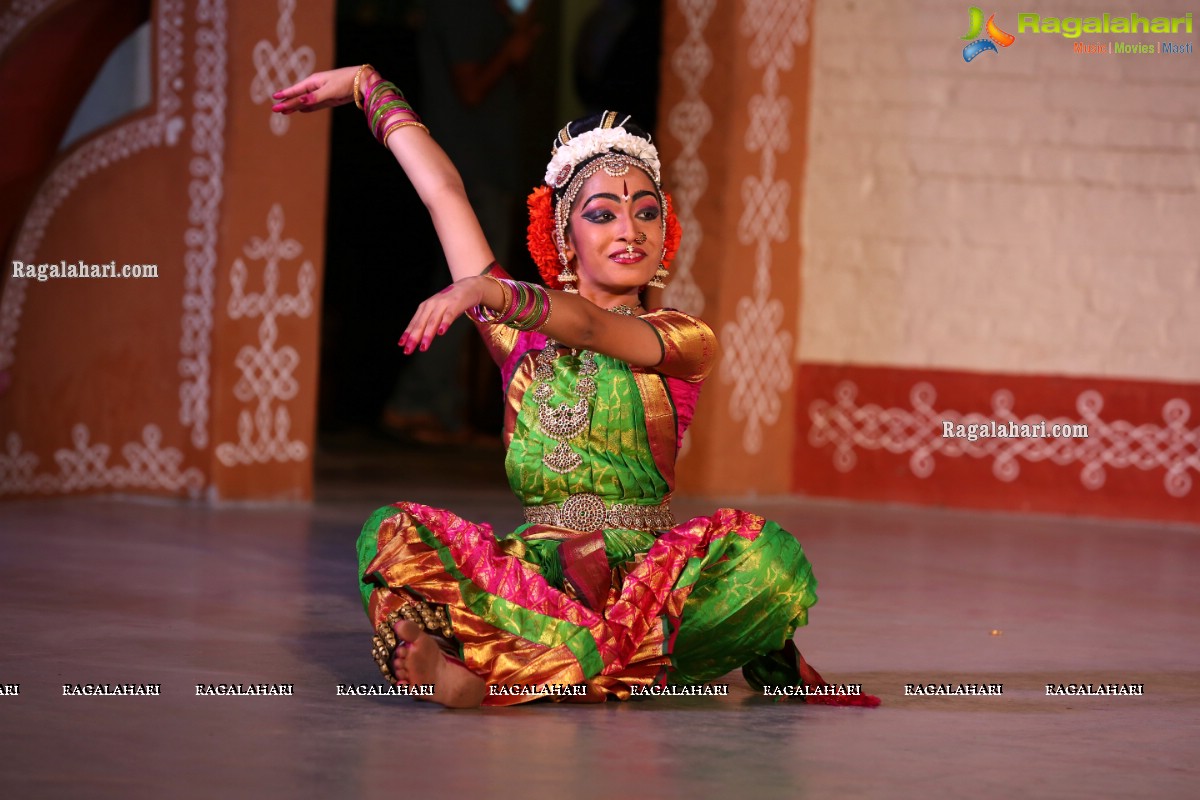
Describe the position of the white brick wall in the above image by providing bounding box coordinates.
[799,0,1200,381]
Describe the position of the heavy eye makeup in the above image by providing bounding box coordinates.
[634,203,660,221]
[580,202,661,224]
[581,207,618,224]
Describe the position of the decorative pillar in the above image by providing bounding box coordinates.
[659,0,814,494]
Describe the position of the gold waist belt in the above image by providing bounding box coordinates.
[523,493,675,532]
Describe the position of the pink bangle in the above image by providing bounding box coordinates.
[467,276,514,323]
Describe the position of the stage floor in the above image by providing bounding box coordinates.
[1,440,1197,799]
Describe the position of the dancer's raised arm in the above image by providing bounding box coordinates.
[273,66,493,282]
[275,70,683,368]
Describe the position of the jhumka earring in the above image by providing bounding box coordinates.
[557,251,579,294]
[648,262,668,289]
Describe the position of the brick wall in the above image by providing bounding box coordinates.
[800,0,1200,382]
[791,1,1199,522]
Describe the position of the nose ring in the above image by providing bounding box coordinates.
[626,231,649,255]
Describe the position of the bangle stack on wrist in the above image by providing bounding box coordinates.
[467,277,553,332]
[362,73,429,145]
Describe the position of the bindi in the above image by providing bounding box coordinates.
[622,180,629,201]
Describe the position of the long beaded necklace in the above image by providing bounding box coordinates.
[532,304,640,474]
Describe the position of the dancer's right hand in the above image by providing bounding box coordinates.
[399,276,490,355]
[272,66,365,114]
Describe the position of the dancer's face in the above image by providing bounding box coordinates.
[565,167,663,299]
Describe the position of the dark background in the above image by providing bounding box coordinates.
[319,0,661,440]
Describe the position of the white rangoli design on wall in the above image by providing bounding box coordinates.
[215,204,314,467]
[0,0,58,54]
[0,425,204,496]
[663,0,715,317]
[0,0,227,496]
[249,0,315,136]
[808,382,1200,498]
[719,0,810,454]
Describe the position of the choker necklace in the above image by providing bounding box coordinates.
[531,304,639,474]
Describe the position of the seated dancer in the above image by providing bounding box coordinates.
[273,65,879,709]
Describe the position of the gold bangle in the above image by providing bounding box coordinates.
[486,275,512,319]
[353,63,373,110]
[381,119,430,147]
[467,275,512,324]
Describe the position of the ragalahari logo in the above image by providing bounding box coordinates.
[962,7,1016,61]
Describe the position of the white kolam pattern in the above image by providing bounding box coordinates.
[215,204,314,466]
[180,0,227,450]
[808,381,1200,498]
[662,0,714,316]
[718,0,809,454]
[0,0,226,497]
[250,0,314,136]
[0,0,56,54]
[1,0,185,374]
[0,425,204,496]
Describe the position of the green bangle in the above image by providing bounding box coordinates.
[371,99,414,131]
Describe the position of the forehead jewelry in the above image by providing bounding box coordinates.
[554,153,665,271]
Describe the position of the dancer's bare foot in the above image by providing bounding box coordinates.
[390,620,486,708]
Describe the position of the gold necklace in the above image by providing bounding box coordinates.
[531,304,639,474]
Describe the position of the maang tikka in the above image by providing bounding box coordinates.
[552,152,665,296]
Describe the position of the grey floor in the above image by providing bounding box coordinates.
[1,438,1197,799]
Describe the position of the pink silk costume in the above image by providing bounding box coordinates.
[357,264,850,706]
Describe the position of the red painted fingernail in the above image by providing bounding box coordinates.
[438,325,447,335]
[420,343,429,352]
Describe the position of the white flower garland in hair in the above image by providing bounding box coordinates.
[544,127,661,187]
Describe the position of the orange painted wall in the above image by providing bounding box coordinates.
[0,0,333,501]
